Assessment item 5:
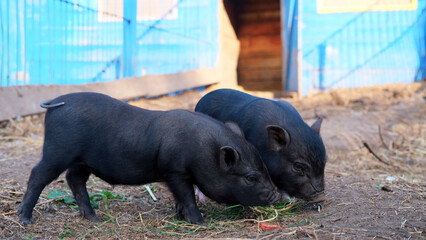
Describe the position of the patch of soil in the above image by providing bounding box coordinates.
[0,82,425,239]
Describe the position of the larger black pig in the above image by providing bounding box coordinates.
[18,92,285,225]
[195,89,326,201]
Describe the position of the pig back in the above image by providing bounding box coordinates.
[150,110,253,169]
[195,89,258,120]
[196,89,309,151]
[41,92,163,182]
[150,110,230,168]
[43,92,159,143]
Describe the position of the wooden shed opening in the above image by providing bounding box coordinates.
[224,0,283,91]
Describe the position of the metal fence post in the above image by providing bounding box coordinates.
[281,0,291,92]
[123,0,137,78]
[318,43,326,90]
[282,0,300,94]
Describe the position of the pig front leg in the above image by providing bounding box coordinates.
[166,178,204,225]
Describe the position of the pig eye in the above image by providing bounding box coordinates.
[293,163,305,175]
[246,175,258,183]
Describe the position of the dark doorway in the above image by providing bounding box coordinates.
[224,0,282,91]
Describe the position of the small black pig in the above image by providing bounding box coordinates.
[18,92,286,225]
[195,89,326,201]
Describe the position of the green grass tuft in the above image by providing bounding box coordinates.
[46,189,126,213]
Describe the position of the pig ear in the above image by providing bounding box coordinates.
[311,117,323,135]
[219,146,239,171]
[225,122,245,137]
[266,125,290,152]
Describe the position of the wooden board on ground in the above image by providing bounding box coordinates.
[0,68,219,122]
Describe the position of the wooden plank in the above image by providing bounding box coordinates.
[239,2,280,13]
[239,50,281,59]
[238,67,282,91]
[239,35,282,58]
[238,56,282,70]
[238,68,282,81]
[238,76,282,87]
[0,68,220,121]
[239,35,282,49]
[238,10,281,24]
[238,78,282,91]
[238,21,281,36]
[234,0,279,5]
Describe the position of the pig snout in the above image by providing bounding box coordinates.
[306,183,326,202]
[298,182,325,202]
[267,188,291,204]
[311,178,324,192]
[308,191,326,203]
[307,179,325,200]
[277,190,291,202]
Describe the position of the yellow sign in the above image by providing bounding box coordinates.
[317,0,418,13]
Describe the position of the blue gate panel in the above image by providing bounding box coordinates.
[300,0,426,95]
[0,0,219,87]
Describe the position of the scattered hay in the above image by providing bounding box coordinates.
[0,83,424,239]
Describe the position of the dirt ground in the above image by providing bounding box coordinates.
[0,82,424,239]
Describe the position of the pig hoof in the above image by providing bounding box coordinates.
[185,215,205,225]
[20,217,35,225]
[85,215,100,222]
[177,212,204,225]
[187,218,204,225]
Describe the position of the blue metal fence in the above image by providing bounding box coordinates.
[0,0,219,87]
[4,0,424,94]
[300,0,426,95]
[135,0,218,76]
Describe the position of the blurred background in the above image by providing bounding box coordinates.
[0,0,425,119]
